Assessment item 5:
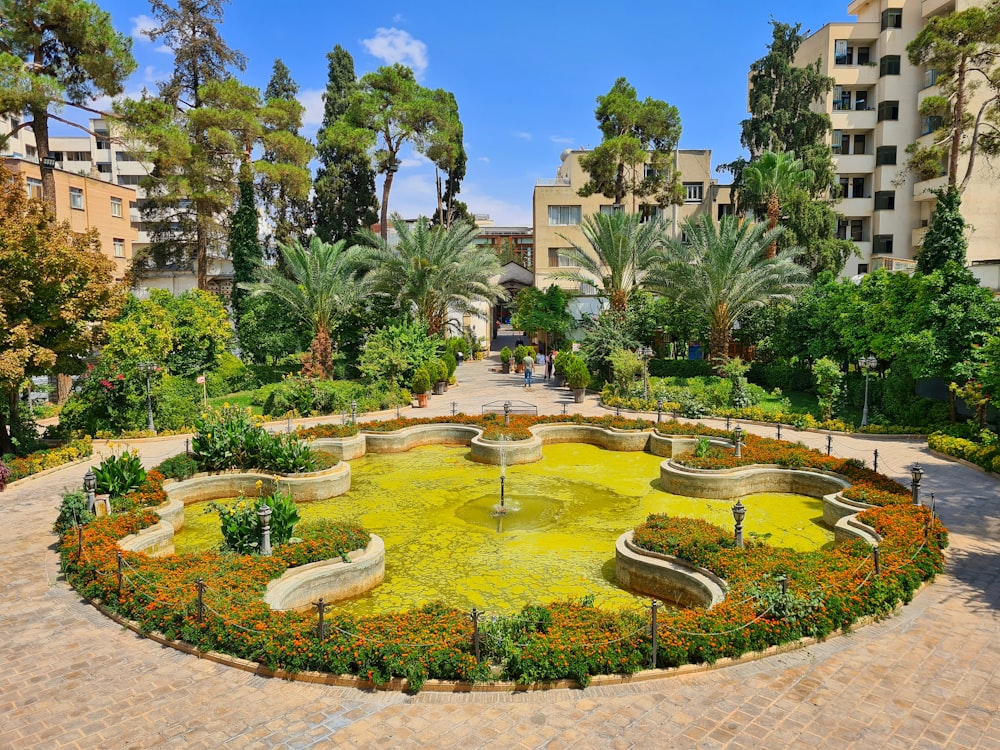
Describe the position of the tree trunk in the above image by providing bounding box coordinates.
[57,374,72,404]
[435,169,444,225]
[29,105,57,213]
[196,219,208,290]
[380,165,395,242]
[709,324,731,375]
[949,54,966,190]
[0,389,16,456]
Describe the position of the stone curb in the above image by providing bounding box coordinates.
[928,448,1000,480]
[4,455,93,490]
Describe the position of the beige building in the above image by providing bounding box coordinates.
[797,0,1000,288]
[2,156,137,282]
[533,149,732,316]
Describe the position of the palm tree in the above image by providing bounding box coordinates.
[648,214,810,371]
[553,210,669,312]
[241,236,362,377]
[352,214,507,335]
[741,151,814,258]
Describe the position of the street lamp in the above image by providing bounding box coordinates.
[858,355,877,428]
[83,469,97,513]
[656,398,664,424]
[732,500,746,549]
[258,503,273,555]
[137,361,157,434]
[733,425,743,459]
[910,464,924,506]
[639,346,654,402]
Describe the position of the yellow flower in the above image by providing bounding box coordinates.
[201,413,207,420]
[223,402,230,409]
[207,433,212,439]
[255,480,263,491]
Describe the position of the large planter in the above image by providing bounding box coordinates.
[501,362,511,374]
[415,392,429,408]
[555,375,566,388]
[433,381,447,395]
[572,388,586,403]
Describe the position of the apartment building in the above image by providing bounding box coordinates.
[797,0,1000,286]
[533,149,732,316]
[1,155,137,282]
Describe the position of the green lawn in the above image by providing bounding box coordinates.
[206,391,260,414]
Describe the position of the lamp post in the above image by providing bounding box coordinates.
[733,425,743,459]
[732,500,746,549]
[656,398,663,424]
[350,400,358,424]
[258,503,273,556]
[639,346,654,402]
[83,469,97,513]
[910,464,924,506]
[137,361,157,434]
[858,355,877,428]
[503,400,511,427]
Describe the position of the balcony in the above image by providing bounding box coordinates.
[832,65,879,87]
[535,177,571,187]
[838,196,873,216]
[913,175,947,200]
[922,0,954,19]
[831,109,876,131]
[834,153,876,174]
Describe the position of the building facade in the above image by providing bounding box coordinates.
[797,0,1000,288]
[532,149,732,316]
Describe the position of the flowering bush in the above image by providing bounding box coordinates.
[193,405,316,474]
[928,431,1000,474]
[92,446,147,499]
[207,481,300,554]
[3,438,92,482]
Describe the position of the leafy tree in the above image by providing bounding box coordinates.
[313,45,378,244]
[352,215,507,335]
[917,187,967,273]
[258,58,314,253]
[553,211,670,312]
[243,237,363,379]
[234,294,306,365]
[0,165,125,453]
[344,64,448,240]
[424,89,470,227]
[649,214,810,372]
[120,0,246,289]
[811,357,843,421]
[510,285,574,350]
[0,0,136,209]
[907,3,1000,192]
[741,151,814,258]
[357,320,441,388]
[578,78,683,207]
[229,175,260,325]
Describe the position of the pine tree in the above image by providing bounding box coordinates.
[917,187,968,274]
[313,46,377,244]
[229,174,260,328]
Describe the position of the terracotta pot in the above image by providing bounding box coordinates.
[415,392,429,408]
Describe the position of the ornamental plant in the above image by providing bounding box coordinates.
[499,346,512,365]
[411,367,431,395]
[192,404,315,473]
[92,446,147,499]
[207,481,300,554]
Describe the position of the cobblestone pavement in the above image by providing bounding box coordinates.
[2,335,998,749]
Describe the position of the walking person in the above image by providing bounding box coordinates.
[523,352,534,388]
[545,350,554,380]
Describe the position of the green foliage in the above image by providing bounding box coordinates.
[154,374,201,431]
[578,78,683,206]
[235,294,307,366]
[722,357,756,409]
[812,357,843,421]
[513,345,535,366]
[499,346,512,365]
[357,321,442,388]
[608,348,642,397]
[509,285,573,346]
[411,367,431,395]
[229,177,261,321]
[256,377,408,417]
[564,356,591,390]
[60,360,148,437]
[192,405,315,473]
[442,352,457,379]
[694,437,711,458]
[917,187,967,273]
[155,453,198,481]
[208,486,300,555]
[53,490,93,535]
[648,359,713,378]
[92,450,147,499]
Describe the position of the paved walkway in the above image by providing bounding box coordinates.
[2,337,998,749]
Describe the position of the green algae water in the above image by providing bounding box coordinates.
[176,444,834,615]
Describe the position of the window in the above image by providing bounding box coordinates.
[873,234,894,254]
[874,191,895,210]
[117,175,142,186]
[116,151,139,162]
[548,248,575,267]
[110,196,123,217]
[858,263,869,274]
[854,90,869,110]
[837,219,865,242]
[639,204,663,223]
[683,182,704,203]
[924,69,938,88]
[69,187,84,210]
[881,8,903,30]
[921,115,943,135]
[853,134,867,155]
[643,164,661,179]
[876,146,897,166]
[547,205,581,225]
[840,177,866,199]
[833,131,849,154]
[877,100,899,121]
[857,47,871,65]
[880,55,901,76]
[26,178,42,200]
[113,238,125,258]
[718,203,735,220]
[834,40,852,65]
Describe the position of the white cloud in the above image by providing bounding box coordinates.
[513,132,532,141]
[130,14,156,40]
[392,13,406,22]
[154,44,172,55]
[362,28,428,76]
[400,153,432,169]
[478,156,491,164]
[143,65,167,85]
[299,89,325,127]
[549,135,574,145]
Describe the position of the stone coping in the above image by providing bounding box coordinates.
[163,462,351,506]
[264,536,385,611]
[615,532,727,609]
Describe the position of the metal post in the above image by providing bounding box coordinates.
[196,578,205,623]
[471,607,482,663]
[83,469,97,513]
[351,400,358,424]
[562,402,567,415]
[258,504,272,556]
[142,364,156,434]
[826,435,833,456]
[873,449,879,474]
[732,500,746,549]
[503,400,511,427]
[656,399,663,423]
[776,423,782,441]
[286,415,291,433]
[873,546,881,575]
[649,599,660,669]
[778,574,788,596]
[616,404,621,418]
[77,523,83,558]
[452,401,457,416]
[930,492,935,518]
[910,464,924,506]
[725,415,731,431]
[185,438,190,456]
[315,598,326,640]
[116,551,124,596]
[734,425,743,459]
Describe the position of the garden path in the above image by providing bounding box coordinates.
[1,346,998,749]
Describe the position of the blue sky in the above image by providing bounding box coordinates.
[88,0,854,225]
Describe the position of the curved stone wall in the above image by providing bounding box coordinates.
[163,462,351,506]
[615,532,727,608]
[363,424,481,454]
[309,434,366,461]
[263,535,385,611]
[119,520,175,557]
[660,460,850,500]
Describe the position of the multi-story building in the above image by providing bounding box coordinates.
[472,214,534,269]
[797,0,1000,288]
[533,148,733,316]
[1,155,137,282]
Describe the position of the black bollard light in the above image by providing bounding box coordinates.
[910,464,924,506]
[732,500,746,549]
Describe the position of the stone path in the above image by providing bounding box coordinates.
[2,336,998,748]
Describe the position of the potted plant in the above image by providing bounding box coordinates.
[565,356,591,403]
[514,344,533,373]
[553,350,569,387]
[412,367,431,408]
[442,352,457,387]
[432,358,448,395]
[499,346,512,374]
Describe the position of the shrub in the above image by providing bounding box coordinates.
[499,346,512,365]
[206,352,259,397]
[648,358,713,378]
[812,357,843,421]
[53,489,94,534]
[3,438,93,482]
[442,352,457,379]
[412,367,431,395]
[192,405,315,473]
[208,484,300,555]
[156,453,199,481]
[748,361,814,393]
[154,374,200,431]
[564,356,591,390]
[92,448,147,499]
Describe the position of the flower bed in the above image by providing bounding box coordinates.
[60,427,949,690]
[3,437,92,483]
[928,431,1000,474]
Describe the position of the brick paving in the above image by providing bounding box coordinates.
[2,332,998,748]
